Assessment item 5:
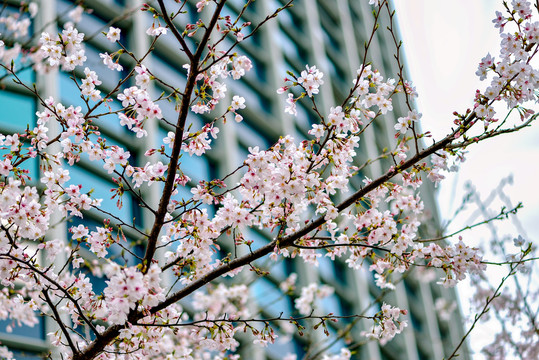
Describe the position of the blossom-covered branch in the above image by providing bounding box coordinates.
[0,0,537,359]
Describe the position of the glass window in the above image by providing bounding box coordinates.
[157,99,179,128]
[294,100,314,133]
[69,164,133,224]
[175,183,193,204]
[237,145,249,168]
[229,78,272,116]
[326,50,349,85]
[92,99,127,135]
[153,30,195,62]
[318,256,337,283]
[9,349,46,360]
[381,347,400,360]
[152,54,187,93]
[0,54,34,85]
[275,30,299,58]
[0,91,38,180]
[246,229,270,249]
[318,0,339,26]
[277,3,304,34]
[252,277,292,316]
[236,121,270,149]
[59,72,85,108]
[178,151,211,184]
[0,315,46,340]
[0,91,35,133]
[102,0,125,7]
[321,291,342,317]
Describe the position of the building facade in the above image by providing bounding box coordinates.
[0,0,469,359]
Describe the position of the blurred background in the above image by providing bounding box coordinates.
[395,1,539,357]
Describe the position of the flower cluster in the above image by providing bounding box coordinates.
[101,265,164,324]
[189,55,252,115]
[182,124,219,156]
[298,65,324,97]
[394,109,422,135]
[80,68,102,101]
[294,283,334,316]
[474,0,539,120]
[0,178,49,242]
[162,208,220,283]
[0,3,36,69]
[413,240,486,288]
[117,67,163,138]
[190,284,250,351]
[105,27,121,42]
[361,304,408,345]
[39,26,86,71]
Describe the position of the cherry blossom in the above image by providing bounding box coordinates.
[0,1,536,359]
[105,27,121,42]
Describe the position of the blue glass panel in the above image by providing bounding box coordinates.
[154,27,195,60]
[294,101,313,133]
[157,100,178,128]
[178,152,210,184]
[268,259,287,281]
[238,146,250,170]
[275,30,299,58]
[99,0,125,7]
[69,165,133,224]
[59,72,85,107]
[0,91,35,133]
[408,307,423,332]
[236,122,270,149]
[318,256,337,283]
[276,1,293,27]
[9,349,45,360]
[152,55,187,92]
[245,229,268,248]
[252,277,292,316]
[0,54,34,85]
[230,79,272,116]
[244,61,268,87]
[321,292,342,316]
[175,184,192,203]
[92,99,126,134]
[0,315,45,340]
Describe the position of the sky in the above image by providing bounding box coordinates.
[393,1,539,358]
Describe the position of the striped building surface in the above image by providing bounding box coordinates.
[0,0,469,359]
